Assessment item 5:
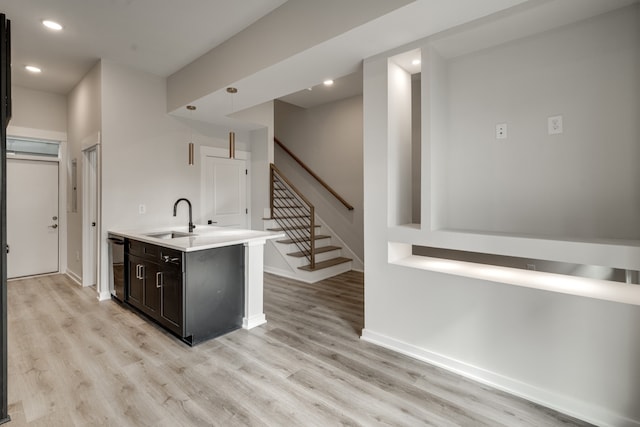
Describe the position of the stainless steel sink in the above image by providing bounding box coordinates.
[145,231,194,239]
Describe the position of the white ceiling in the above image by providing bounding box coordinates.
[1,0,287,94]
[277,69,364,110]
[3,0,636,124]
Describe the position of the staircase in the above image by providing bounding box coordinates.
[266,164,352,283]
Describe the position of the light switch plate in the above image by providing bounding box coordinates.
[548,115,563,135]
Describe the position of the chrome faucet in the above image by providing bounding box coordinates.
[173,198,195,233]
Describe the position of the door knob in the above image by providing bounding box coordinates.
[92,222,96,227]
[49,224,58,229]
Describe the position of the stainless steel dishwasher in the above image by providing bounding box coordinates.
[107,233,125,301]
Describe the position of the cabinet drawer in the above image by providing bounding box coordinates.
[127,239,183,268]
[127,239,161,259]
[128,239,150,257]
[159,247,183,270]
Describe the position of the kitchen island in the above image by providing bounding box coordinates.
[109,225,283,345]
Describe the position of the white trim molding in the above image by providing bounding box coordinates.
[361,329,640,427]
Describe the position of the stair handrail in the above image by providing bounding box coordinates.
[270,163,316,269]
[274,137,354,211]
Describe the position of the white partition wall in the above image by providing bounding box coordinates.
[362,2,640,426]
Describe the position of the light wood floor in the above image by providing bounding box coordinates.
[6,272,592,426]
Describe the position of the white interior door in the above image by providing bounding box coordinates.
[7,159,59,278]
[203,155,248,228]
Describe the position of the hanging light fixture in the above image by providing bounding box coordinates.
[186,105,196,165]
[227,87,238,159]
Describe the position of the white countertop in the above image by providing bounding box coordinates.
[109,225,284,252]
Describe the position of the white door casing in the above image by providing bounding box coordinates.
[82,144,99,287]
[201,147,250,229]
[7,159,59,278]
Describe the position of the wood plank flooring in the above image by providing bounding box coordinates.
[6,272,593,426]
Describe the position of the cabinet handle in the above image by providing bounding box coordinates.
[156,272,163,288]
[136,264,145,280]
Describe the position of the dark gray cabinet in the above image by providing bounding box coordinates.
[159,258,182,336]
[126,240,166,318]
[125,239,244,345]
[127,255,144,308]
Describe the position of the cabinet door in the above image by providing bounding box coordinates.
[127,255,144,309]
[160,264,183,335]
[142,261,161,315]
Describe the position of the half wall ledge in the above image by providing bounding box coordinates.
[388,241,640,307]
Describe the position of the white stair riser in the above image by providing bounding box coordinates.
[264,215,353,283]
[297,260,352,283]
[287,249,342,267]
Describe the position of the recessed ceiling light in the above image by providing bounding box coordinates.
[323,79,334,86]
[42,20,63,31]
[25,65,42,73]
[412,59,421,66]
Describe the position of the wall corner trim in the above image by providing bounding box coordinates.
[81,131,101,151]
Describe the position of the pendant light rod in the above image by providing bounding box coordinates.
[187,105,196,165]
[226,88,238,159]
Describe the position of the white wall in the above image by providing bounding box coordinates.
[99,61,201,295]
[232,100,274,231]
[442,5,640,240]
[7,85,68,277]
[387,63,412,227]
[66,63,102,280]
[10,86,66,133]
[362,5,640,426]
[411,75,421,224]
[274,98,364,261]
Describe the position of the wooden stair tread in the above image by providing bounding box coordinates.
[298,257,352,271]
[287,245,341,258]
[276,235,330,245]
[268,225,320,232]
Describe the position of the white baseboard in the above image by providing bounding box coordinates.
[65,270,82,286]
[360,329,639,427]
[243,313,267,329]
[264,266,312,283]
[97,290,112,301]
[264,265,351,284]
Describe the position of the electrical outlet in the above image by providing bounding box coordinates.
[526,264,536,271]
[548,115,563,135]
[496,123,507,139]
[139,204,146,214]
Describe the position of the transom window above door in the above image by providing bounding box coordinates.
[7,137,60,158]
